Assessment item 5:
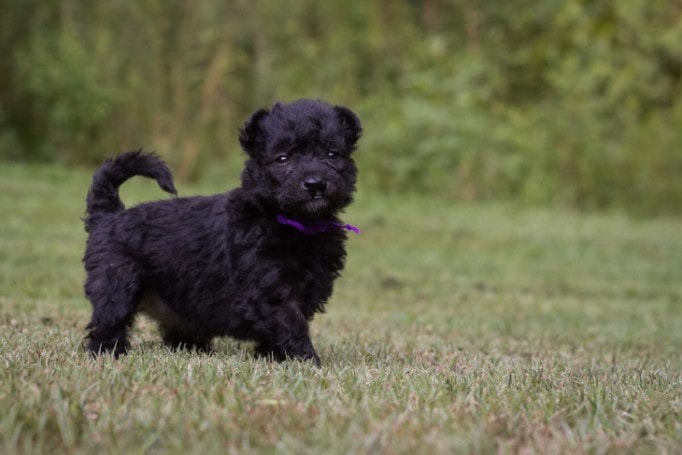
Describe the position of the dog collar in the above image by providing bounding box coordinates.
[276,214,360,236]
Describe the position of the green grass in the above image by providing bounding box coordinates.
[1,161,681,454]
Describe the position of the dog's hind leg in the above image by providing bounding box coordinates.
[84,260,142,357]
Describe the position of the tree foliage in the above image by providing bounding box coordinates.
[1,0,681,213]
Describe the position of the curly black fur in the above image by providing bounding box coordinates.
[83,99,362,365]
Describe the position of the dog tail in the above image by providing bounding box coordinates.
[84,150,177,232]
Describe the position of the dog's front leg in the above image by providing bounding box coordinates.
[255,302,321,366]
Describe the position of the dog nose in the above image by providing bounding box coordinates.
[303,176,327,196]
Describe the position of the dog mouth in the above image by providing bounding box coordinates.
[300,197,334,218]
[276,176,353,219]
[278,193,337,219]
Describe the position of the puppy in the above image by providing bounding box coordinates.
[83,99,361,365]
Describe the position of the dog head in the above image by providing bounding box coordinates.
[239,99,361,219]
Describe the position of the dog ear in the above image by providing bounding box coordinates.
[334,106,362,150]
[239,109,270,157]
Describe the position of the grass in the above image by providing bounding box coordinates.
[1,160,681,454]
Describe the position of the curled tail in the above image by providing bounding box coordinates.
[85,150,177,232]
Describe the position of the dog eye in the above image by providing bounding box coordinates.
[275,155,289,164]
[327,152,340,160]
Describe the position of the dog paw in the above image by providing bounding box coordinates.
[255,343,321,366]
[86,337,129,358]
[308,351,322,367]
[292,348,322,367]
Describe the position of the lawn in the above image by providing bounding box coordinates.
[1,161,681,454]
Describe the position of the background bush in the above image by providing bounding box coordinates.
[1,0,680,213]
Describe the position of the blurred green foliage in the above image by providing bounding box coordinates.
[1,0,681,213]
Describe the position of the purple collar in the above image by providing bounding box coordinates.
[276,214,360,236]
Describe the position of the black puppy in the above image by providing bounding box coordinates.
[83,99,361,365]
